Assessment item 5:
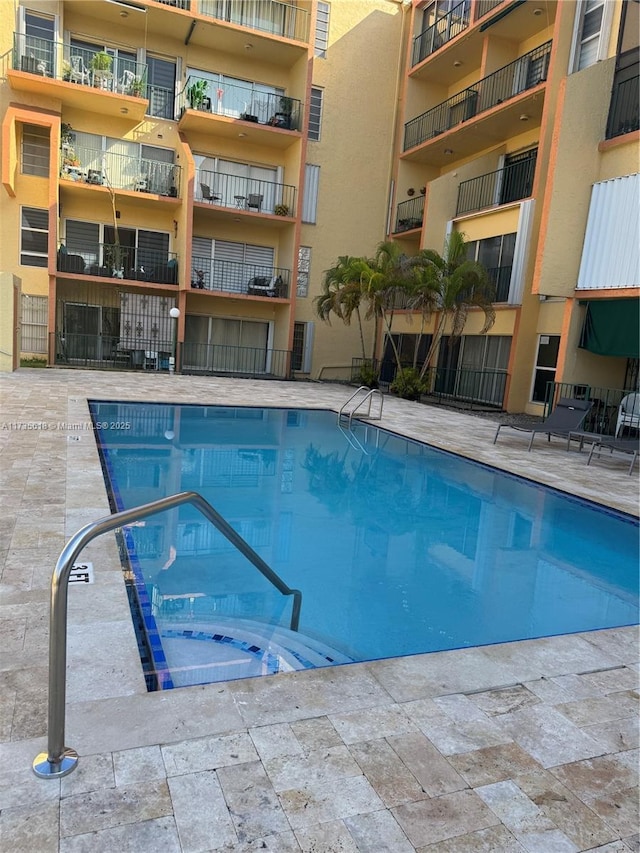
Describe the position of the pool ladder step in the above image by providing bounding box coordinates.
[338,386,383,429]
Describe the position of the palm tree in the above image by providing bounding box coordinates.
[314,255,368,360]
[409,231,496,380]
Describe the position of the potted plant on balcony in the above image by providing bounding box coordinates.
[187,79,209,110]
[128,75,145,97]
[90,50,113,89]
[274,203,290,216]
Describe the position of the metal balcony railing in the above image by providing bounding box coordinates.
[148,85,175,119]
[404,40,552,151]
[60,148,180,197]
[394,196,425,233]
[181,342,292,379]
[605,67,639,139]
[181,76,302,130]
[197,169,295,215]
[199,0,310,42]
[12,34,148,96]
[57,241,178,285]
[456,155,536,215]
[156,0,191,8]
[412,1,470,66]
[474,0,504,20]
[190,256,290,297]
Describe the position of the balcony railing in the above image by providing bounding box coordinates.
[190,256,290,298]
[412,1,470,66]
[60,148,180,197]
[486,265,512,303]
[404,40,552,151]
[12,34,147,95]
[181,342,292,379]
[199,0,310,42]
[456,155,536,215]
[545,382,634,435]
[57,242,178,285]
[156,0,191,8]
[605,67,639,139]
[181,76,302,130]
[54,332,175,370]
[197,169,295,215]
[474,0,504,20]
[394,196,425,233]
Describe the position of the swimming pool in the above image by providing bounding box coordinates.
[91,401,639,689]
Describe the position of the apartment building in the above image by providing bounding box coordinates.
[1,0,638,419]
[389,0,639,414]
[1,0,401,379]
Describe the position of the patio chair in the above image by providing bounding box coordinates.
[586,435,639,476]
[200,183,220,203]
[615,392,640,437]
[246,193,263,212]
[69,55,90,85]
[493,397,593,451]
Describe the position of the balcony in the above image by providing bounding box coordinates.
[57,242,178,286]
[404,41,551,162]
[196,169,295,217]
[8,34,148,120]
[605,62,639,140]
[474,0,504,21]
[179,77,302,143]
[190,256,290,298]
[456,153,536,215]
[60,148,181,198]
[198,0,310,43]
[394,196,425,234]
[412,1,470,67]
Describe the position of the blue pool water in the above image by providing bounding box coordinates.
[91,401,639,689]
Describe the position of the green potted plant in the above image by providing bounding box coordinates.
[274,203,290,216]
[90,50,112,72]
[62,60,71,81]
[390,367,428,401]
[187,79,209,110]
[128,75,145,97]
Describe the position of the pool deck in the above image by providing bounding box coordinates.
[0,368,638,853]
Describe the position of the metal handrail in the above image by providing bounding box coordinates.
[33,490,302,780]
[338,386,384,428]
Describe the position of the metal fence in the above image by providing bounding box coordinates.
[61,148,180,197]
[197,169,295,215]
[53,332,174,371]
[190,256,289,297]
[180,342,291,379]
[606,69,639,139]
[544,382,636,436]
[404,40,552,150]
[181,76,302,131]
[199,0,310,42]
[58,243,178,285]
[394,195,425,233]
[456,156,536,215]
[412,1,470,66]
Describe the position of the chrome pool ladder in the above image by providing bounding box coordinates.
[32,490,302,781]
[338,386,383,429]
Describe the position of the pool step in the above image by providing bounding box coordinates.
[157,616,352,687]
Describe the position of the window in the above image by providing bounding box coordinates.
[571,0,611,72]
[21,294,48,353]
[146,55,176,119]
[21,124,49,176]
[465,233,516,302]
[315,2,330,57]
[302,164,320,224]
[292,322,314,372]
[297,246,311,297]
[20,207,48,267]
[22,11,54,75]
[531,335,560,403]
[308,87,323,140]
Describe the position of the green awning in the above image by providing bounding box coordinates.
[580,298,640,358]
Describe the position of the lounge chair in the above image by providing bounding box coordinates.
[586,436,639,475]
[493,397,593,451]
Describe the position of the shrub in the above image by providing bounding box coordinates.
[390,367,427,400]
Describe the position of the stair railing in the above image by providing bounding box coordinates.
[33,490,302,780]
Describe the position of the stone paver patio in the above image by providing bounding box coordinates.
[0,368,638,852]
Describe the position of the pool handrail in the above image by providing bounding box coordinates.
[338,386,383,428]
[32,490,302,780]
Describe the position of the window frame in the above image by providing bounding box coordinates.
[308,87,324,140]
[21,123,50,177]
[20,206,49,267]
[530,334,561,404]
[315,2,330,58]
